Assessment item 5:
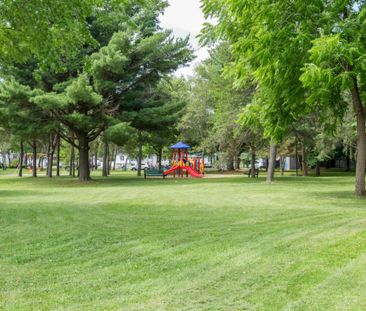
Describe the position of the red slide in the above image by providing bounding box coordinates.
[185,166,203,178]
[163,166,203,178]
[163,166,179,176]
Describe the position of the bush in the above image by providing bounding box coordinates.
[9,159,19,168]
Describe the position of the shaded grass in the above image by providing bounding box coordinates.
[0,172,366,310]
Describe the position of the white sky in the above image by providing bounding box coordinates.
[159,0,209,77]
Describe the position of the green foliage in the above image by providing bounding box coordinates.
[180,44,259,167]
[0,0,102,64]
[33,75,106,141]
[0,79,44,140]
[106,122,137,147]
[201,0,321,139]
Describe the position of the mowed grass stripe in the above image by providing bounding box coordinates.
[0,172,365,310]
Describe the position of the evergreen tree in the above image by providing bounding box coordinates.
[0,80,44,177]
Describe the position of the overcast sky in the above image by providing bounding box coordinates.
[159,0,209,76]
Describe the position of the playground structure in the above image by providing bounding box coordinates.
[163,141,204,178]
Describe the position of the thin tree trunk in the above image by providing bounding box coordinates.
[46,134,54,178]
[32,139,37,177]
[7,151,11,168]
[109,145,115,172]
[137,130,142,177]
[267,142,277,183]
[70,142,75,177]
[158,147,163,170]
[124,156,128,171]
[47,153,54,178]
[77,134,90,182]
[18,141,24,177]
[24,152,28,168]
[250,149,256,178]
[38,155,42,171]
[280,155,285,176]
[295,136,299,177]
[301,141,308,177]
[113,148,117,171]
[351,77,366,196]
[94,151,98,171]
[102,139,109,177]
[235,156,241,170]
[56,135,60,177]
[316,161,321,176]
[346,146,351,172]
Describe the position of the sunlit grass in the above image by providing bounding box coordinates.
[0,171,365,310]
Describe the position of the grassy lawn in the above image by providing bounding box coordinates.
[1,171,366,310]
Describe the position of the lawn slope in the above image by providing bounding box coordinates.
[0,173,365,310]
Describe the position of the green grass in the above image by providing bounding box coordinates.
[1,171,366,310]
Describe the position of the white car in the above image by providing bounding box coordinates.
[130,163,149,171]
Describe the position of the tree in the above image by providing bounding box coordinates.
[0,79,44,177]
[0,0,132,65]
[91,14,193,176]
[301,17,366,195]
[33,76,105,181]
[180,44,256,171]
[202,0,366,195]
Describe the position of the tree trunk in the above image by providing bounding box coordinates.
[102,139,109,177]
[109,145,115,172]
[32,139,37,177]
[7,151,11,168]
[77,134,90,182]
[280,155,285,176]
[70,143,75,177]
[295,137,299,177]
[47,152,54,178]
[38,155,42,171]
[18,141,24,177]
[56,135,60,177]
[250,149,256,178]
[93,141,99,171]
[301,141,308,177]
[46,134,54,178]
[351,78,366,196]
[346,146,351,172]
[235,156,241,170]
[267,142,277,183]
[137,130,142,177]
[124,156,128,171]
[24,152,28,168]
[158,147,163,170]
[316,161,321,176]
[227,156,235,171]
[113,149,117,171]
[94,150,98,171]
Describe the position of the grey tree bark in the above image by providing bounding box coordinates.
[32,139,37,177]
[266,142,277,183]
[18,141,24,177]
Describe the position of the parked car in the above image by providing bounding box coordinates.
[130,163,149,171]
[255,159,266,170]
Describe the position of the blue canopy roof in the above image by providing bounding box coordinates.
[170,141,191,149]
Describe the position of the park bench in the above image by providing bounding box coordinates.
[144,168,166,179]
[247,168,259,178]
